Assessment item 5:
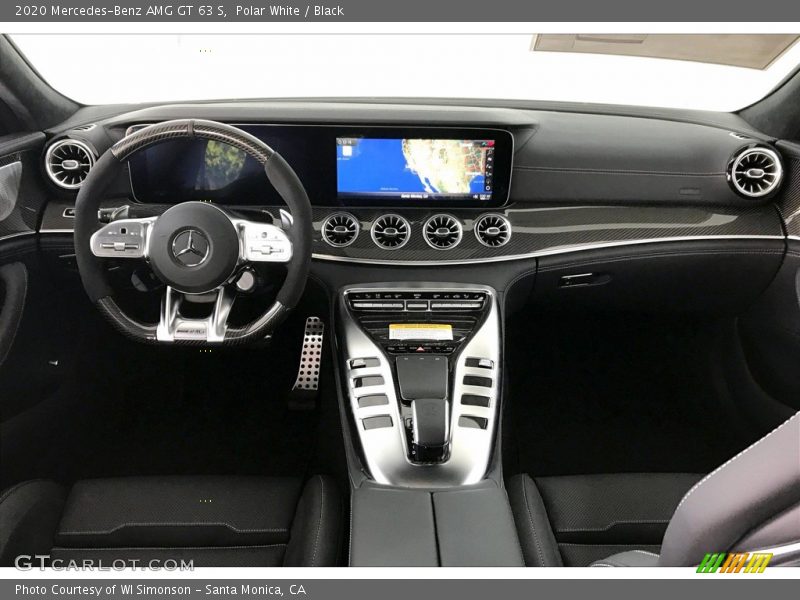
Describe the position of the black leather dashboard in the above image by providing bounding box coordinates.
[63,101,776,208]
[15,100,800,268]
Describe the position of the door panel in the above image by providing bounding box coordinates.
[0,261,26,365]
[0,132,47,242]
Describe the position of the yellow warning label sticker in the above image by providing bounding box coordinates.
[389,323,453,341]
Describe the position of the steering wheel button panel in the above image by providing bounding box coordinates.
[90,218,154,259]
[236,221,293,263]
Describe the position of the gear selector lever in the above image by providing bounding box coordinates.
[395,354,451,462]
[411,398,450,462]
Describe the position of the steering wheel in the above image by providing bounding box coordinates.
[73,119,312,345]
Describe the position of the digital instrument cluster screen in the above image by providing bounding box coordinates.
[336,137,496,201]
[127,125,512,208]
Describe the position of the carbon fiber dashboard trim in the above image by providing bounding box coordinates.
[297,204,784,265]
[777,157,800,240]
[41,202,786,264]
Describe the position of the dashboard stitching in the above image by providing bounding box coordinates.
[537,249,786,272]
[311,239,785,267]
[514,166,724,177]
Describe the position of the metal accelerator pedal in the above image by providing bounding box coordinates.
[289,316,324,410]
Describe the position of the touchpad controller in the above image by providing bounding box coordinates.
[395,355,449,401]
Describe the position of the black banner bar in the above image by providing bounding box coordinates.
[2,579,796,600]
[4,0,800,22]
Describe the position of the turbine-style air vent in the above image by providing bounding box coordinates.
[424,214,463,249]
[728,147,783,198]
[371,214,410,249]
[474,214,511,247]
[322,212,360,247]
[45,139,96,190]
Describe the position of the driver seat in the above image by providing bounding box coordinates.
[0,475,342,567]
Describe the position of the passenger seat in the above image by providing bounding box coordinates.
[508,473,700,566]
[509,411,800,567]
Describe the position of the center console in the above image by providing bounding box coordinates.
[337,283,500,488]
[336,282,524,565]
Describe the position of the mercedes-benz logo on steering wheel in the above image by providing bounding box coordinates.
[171,229,210,267]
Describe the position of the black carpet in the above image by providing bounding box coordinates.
[64,346,321,479]
[505,313,752,477]
[1,277,344,487]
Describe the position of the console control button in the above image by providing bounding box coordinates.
[466,357,494,369]
[350,357,380,369]
[462,394,491,407]
[353,375,385,388]
[463,375,492,388]
[430,301,483,310]
[351,301,404,310]
[458,415,488,429]
[358,394,390,408]
[362,415,393,430]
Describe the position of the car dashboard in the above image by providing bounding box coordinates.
[31,101,796,266]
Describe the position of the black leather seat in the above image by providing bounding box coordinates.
[509,411,800,567]
[0,475,342,567]
[508,473,701,566]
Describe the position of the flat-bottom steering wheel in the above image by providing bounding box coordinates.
[73,119,312,345]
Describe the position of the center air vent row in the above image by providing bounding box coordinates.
[321,213,512,250]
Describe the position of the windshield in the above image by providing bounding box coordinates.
[11,33,800,111]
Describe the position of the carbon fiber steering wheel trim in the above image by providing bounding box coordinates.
[111,119,274,164]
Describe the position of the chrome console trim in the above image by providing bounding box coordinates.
[337,282,501,488]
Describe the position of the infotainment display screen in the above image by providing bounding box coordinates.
[336,138,496,201]
[127,125,512,207]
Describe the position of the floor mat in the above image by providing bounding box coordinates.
[1,275,347,489]
[66,342,320,479]
[505,313,751,477]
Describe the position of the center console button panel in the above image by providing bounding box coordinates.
[347,291,489,357]
[337,285,501,487]
[348,291,485,314]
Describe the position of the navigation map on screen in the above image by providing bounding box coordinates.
[336,137,495,200]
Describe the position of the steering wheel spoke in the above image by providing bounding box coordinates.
[156,285,236,343]
[90,217,157,259]
[233,218,293,263]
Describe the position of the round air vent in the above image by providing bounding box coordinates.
[322,212,360,247]
[371,214,410,249]
[728,146,783,198]
[45,139,96,190]
[423,214,463,250]
[474,214,511,248]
